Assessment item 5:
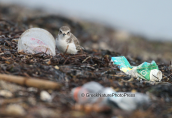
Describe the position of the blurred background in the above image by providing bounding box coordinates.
[0,0,172,62]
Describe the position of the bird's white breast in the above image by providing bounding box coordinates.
[56,37,77,54]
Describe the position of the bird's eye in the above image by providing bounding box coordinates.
[59,30,62,34]
[67,32,70,35]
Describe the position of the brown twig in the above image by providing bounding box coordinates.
[0,74,62,90]
[63,57,70,64]
[82,56,91,63]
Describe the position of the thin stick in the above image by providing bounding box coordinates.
[82,56,91,63]
[0,74,61,90]
[63,57,70,64]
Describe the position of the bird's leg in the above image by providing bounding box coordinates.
[64,45,69,55]
[80,48,83,53]
[56,47,66,59]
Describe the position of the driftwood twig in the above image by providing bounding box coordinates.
[0,74,61,90]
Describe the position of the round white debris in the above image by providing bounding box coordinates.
[18,28,56,56]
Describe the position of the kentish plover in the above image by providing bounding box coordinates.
[56,26,83,54]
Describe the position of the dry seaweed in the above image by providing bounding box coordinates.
[0,4,172,118]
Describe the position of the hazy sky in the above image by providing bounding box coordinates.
[1,0,172,41]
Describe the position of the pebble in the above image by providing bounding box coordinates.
[54,65,59,69]
[6,104,26,116]
[0,90,13,98]
[40,91,52,102]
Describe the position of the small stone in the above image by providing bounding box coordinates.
[40,91,52,102]
[6,104,26,116]
[0,90,13,98]
[54,65,59,69]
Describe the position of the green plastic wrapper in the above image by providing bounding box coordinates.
[111,56,162,81]
[136,61,158,81]
[111,56,133,73]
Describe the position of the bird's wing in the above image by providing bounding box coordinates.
[71,34,84,50]
[66,37,72,43]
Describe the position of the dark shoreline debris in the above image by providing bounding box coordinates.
[0,4,172,118]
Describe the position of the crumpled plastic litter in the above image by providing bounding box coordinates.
[18,28,56,56]
[111,56,162,81]
[71,81,150,111]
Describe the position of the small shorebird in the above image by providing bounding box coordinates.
[56,26,83,54]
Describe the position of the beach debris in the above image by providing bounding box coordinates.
[71,81,150,111]
[18,28,56,55]
[0,90,13,98]
[0,7,171,117]
[6,104,26,116]
[40,91,52,102]
[54,65,59,70]
[111,56,162,81]
[0,74,61,90]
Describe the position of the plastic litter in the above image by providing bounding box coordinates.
[18,28,56,56]
[71,81,150,111]
[111,56,162,81]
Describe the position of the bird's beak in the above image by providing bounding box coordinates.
[63,33,66,36]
